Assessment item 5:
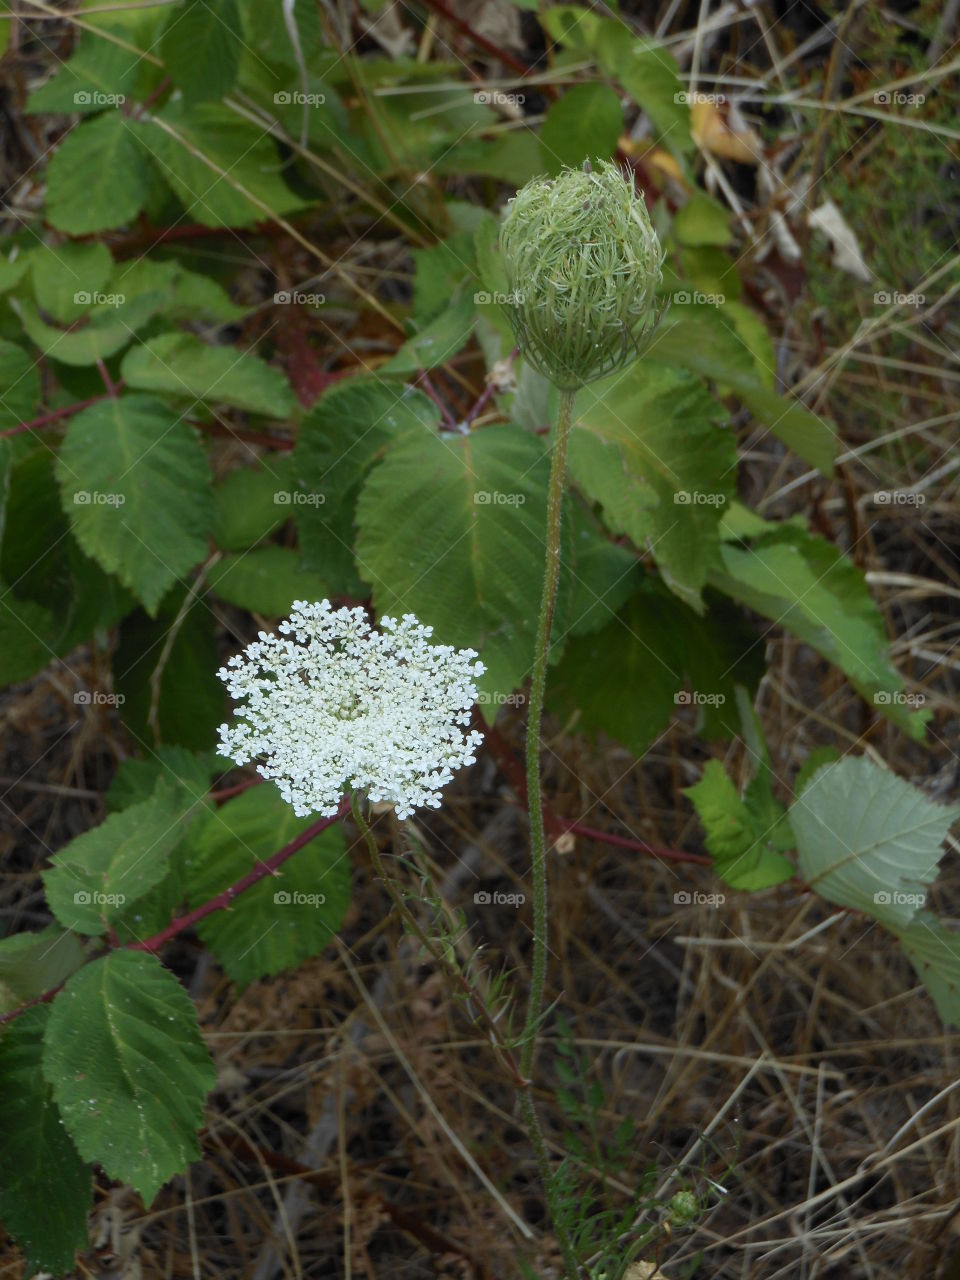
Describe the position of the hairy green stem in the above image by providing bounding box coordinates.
[520,386,574,1078]
[518,386,579,1279]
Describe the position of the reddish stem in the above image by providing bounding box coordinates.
[463,347,519,429]
[127,798,349,954]
[0,390,116,438]
[481,717,711,865]
[419,0,538,79]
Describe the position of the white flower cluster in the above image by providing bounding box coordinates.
[216,600,485,820]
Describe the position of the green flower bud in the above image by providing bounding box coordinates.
[499,160,666,391]
[668,1189,698,1226]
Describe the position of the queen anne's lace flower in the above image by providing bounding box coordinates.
[216,600,485,820]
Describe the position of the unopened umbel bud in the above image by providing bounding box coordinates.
[499,160,666,390]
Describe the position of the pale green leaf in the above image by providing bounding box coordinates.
[673,192,732,246]
[685,761,794,890]
[893,914,960,1028]
[790,757,960,927]
[42,950,216,1204]
[29,240,113,323]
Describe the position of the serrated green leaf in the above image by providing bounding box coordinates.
[206,547,331,616]
[29,241,114,324]
[569,362,736,611]
[794,747,841,797]
[355,423,551,699]
[708,523,926,739]
[434,132,542,186]
[46,111,153,233]
[0,339,40,430]
[540,82,624,173]
[183,787,351,987]
[382,290,476,375]
[121,332,295,418]
[26,22,158,114]
[56,394,213,614]
[0,927,87,1012]
[294,379,440,594]
[0,1007,92,1275]
[893,913,960,1028]
[15,287,168,366]
[686,761,795,890]
[790,757,960,927]
[43,780,197,936]
[160,0,241,103]
[107,746,218,812]
[139,100,303,228]
[42,950,216,1204]
[650,311,836,474]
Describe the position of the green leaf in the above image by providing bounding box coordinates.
[433,132,542,186]
[121,332,295,419]
[29,240,114,323]
[0,339,40,430]
[207,547,331,616]
[0,1007,92,1275]
[212,458,292,551]
[548,579,763,757]
[139,100,302,228]
[595,27,692,155]
[15,288,168,366]
[381,290,476,375]
[160,0,241,102]
[0,927,87,1012]
[539,82,624,173]
[673,192,732,247]
[355,423,551,699]
[43,780,198,936]
[184,787,351,987]
[893,914,960,1028]
[26,22,158,114]
[708,523,926,739]
[56,394,213,615]
[107,746,218,812]
[790,757,960,927]
[569,362,737,611]
[794,746,841,797]
[46,111,153,233]
[294,379,440,594]
[555,503,640,640]
[114,593,224,750]
[685,761,795,890]
[650,312,837,474]
[42,950,216,1204]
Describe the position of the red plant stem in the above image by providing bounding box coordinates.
[96,358,119,397]
[210,774,266,803]
[0,390,117,438]
[127,798,349,954]
[416,369,456,429]
[481,718,711,866]
[0,982,66,1026]
[463,347,519,428]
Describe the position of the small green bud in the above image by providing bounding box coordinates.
[499,160,666,391]
[668,1189,698,1226]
